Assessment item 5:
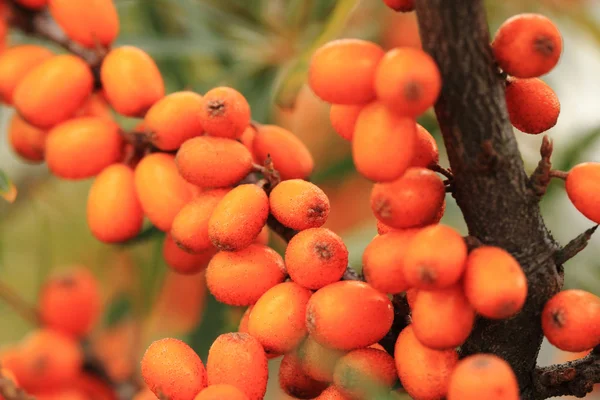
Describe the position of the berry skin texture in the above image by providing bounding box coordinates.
[492,13,562,78]
[411,124,439,168]
[541,290,600,352]
[0,45,53,104]
[370,167,445,229]
[163,234,215,275]
[206,333,268,400]
[353,102,417,182]
[285,228,348,290]
[8,114,47,163]
[194,385,249,400]
[403,224,467,290]
[279,353,328,399]
[375,48,441,118]
[270,179,330,231]
[208,184,269,251]
[329,104,363,141]
[101,46,165,117]
[566,162,600,224]
[144,91,204,151]
[141,338,207,400]
[394,326,458,400]
[464,246,527,319]
[309,39,385,104]
[333,348,397,399]
[76,92,113,120]
[314,386,351,400]
[199,87,251,139]
[447,354,519,400]
[45,117,123,180]
[176,136,253,188]
[383,0,415,12]
[297,337,347,383]
[13,54,93,129]
[306,281,394,350]
[505,77,560,134]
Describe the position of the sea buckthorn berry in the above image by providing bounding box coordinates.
[411,124,439,168]
[353,102,417,182]
[33,389,87,400]
[199,87,251,139]
[8,114,46,163]
[253,125,314,180]
[285,228,348,290]
[333,348,397,399]
[207,333,268,400]
[134,153,196,232]
[176,136,253,188]
[240,125,257,154]
[76,92,113,120]
[309,39,384,104]
[395,326,458,400]
[39,267,101,338]
[370,167,445,228]
[270,179,330,231]
[406,288,418,309]
[163,234,215,275]
[541,290,600,352]
[248,282,312,354]
[464,246,527,319]
[87,164,144,243]
[15,0,48,9]
[238,306,253,333]
[195,385,249,400]
[279,353,328,399]
[329,104,363,141]
[492,13,562,78]
[49,0,119,49]
[447,354,519,400]
[208,184,269,251]
[383,0,415,12]
[206,244,286,306]
[0,45,53,104]
[306,281,394,350]
[297,337,346,383]
[412,285,475,349]
[45,117,123,180]
[101,46,165,117]
[404,224,467,290]
[141,338,207,400]
[505,77,560,134]
[363,230,419,294]
[13,55,93,128]
[73,373,116,400]
[565,162,600,224]
[314,386,351,399]
[144,91,204,151]
[255,225,270,245]
[375,48,442,118]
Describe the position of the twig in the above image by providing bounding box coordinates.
[549,170,568,180]
[429,163,454,180]
[0,372,35,400]
[528,136,554,198]
[252,155,281,191]
[0,281,40,326]
[554,225,598,266]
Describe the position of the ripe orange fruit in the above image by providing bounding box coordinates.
[505,77,560,134]
[7,114,47,163]
[0,45,53,104]
[411,124,439,168]
[76,92,113,120]
[269,179,330,231]
[297,337,346,383]
[279,353,328,399]
[383,0,415,12]
[199,87,251,139]
[162,233,215,275]
[329,104,363,141]
[333,348,397,399]
[195,385,249,400]
[447,354,519,400]
[565,162,600,224]
[313,386,351,399]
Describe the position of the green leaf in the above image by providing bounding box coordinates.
[311,154,355,184]
[103,294,133,327]
[0,170,17,203]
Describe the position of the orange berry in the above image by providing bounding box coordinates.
[195,384,248,400]
[279,353,328,399]
[207,333,268,400]
[464,246,527,319]
[376,220,395,235]
[176,136,253,188]
[240,125,256,154]
[370,167,445,228]
[101,46,165,117]
[33,389,87,400]
[362,230,419,294]
[297,337,346,383]
[46,117,123,179]
[252,124,314,180]
[309,39,384,104]
[15,0,48,8]
[306,281,394,350]
[285,228,348,290]
[73,373,117,400]
[144,91,204,150]
[406,288,419,309]
[270,179,330,231]
[206,244,286,306]
[333,348,397,399]
[199,87,250,139]
[7,113,47,163]
[329,104,363,141]
[141,338,207,400]
[394,326,458,400]
[76,92,113,120]
[13,54,93,128]
[411,124,439,168]
[238,306,253,333]
[492,13,562,78]
[383,0,414,12]
[353,102,416,182]
[0,45,53,104]
[208,184,269,251]
[163,233,215,275]
[314,386,351,400]
[255,224,270,245]
[49,0,119,48]
[447,354,519,400]
[541,289,600,352]
[375,48,441,118]
[505,77,560,134]
[566,162,600,224]
[248,282,312,354]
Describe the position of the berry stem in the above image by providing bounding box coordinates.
[429,163,454,180]
[553,225,599,266]
[548,170,568,180]
[0,280,40,326]
[529,135,554,198]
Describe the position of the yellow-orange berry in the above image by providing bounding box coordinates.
[329,104,363,141]
[7,114,46,163]
[406,288,419,309]
[34,390,87,400]
[76,91,113,120]
[176,136,253,188]
[279,353,328,399]
[541,290,600,352]
[375,48,441,118]
[353,102,416,182]
[306,281,393,350]
[194,385,248,400]
[207,333,268,400]
[238,306,253,333]
[13,54,93,128]
[297,337,346,383]
[240,125,256,154]
[464,246,527,319]
[208,184,269,251]
[270,179,330,231]
[309,39,384,104]
[383,0,414,12]
[411,124,439,168]
[163,233,215,275]
[255,224,270,245]
[141,338,207,400]
[15,0,48,9]
[505,77,559,134]
[101,46,165,117]
[566,162,600,224]
[199,87,250,139]
[370,167,445,228]
[144,91,204,151]
[314,386,351,400]
[448,354,519,400]
[0,45,53,104]
[492,14,562,78]
[46,117,123,179]
[333,348,397,399]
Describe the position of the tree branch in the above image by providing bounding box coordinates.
[554,225,599,266]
